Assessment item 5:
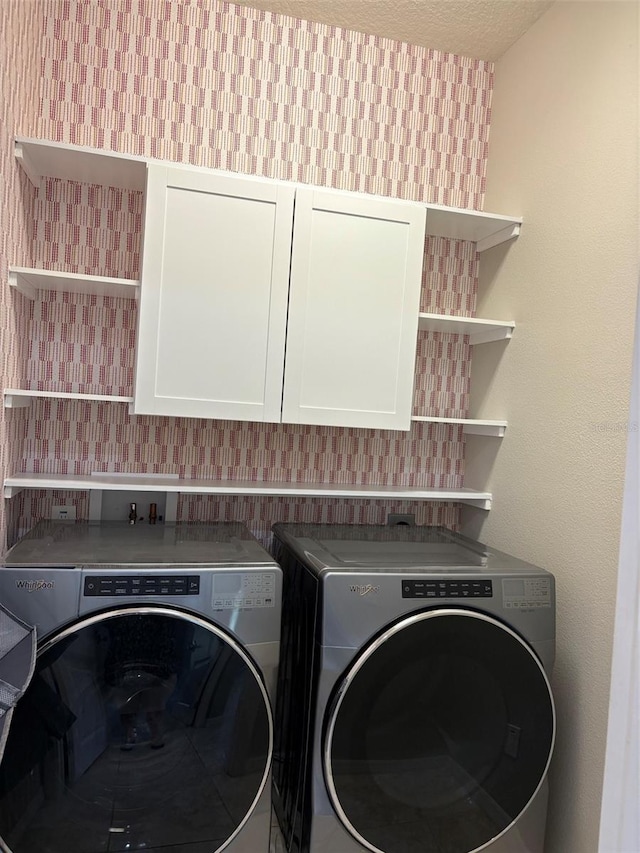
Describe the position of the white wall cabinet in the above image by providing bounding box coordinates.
[283,187,425,429]
[134,166,427,431]
[134,165,295,422]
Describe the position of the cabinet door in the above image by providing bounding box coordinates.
[134,164,295,421]
[282,188,426,430]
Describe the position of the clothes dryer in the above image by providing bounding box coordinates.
[271,523,555,853]
[0,521,282,853]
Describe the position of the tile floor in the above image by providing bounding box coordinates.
[2,721,282,852]
[270,814,286,852]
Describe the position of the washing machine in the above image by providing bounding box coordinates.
[271,523,555,853]
[0,520,282,853]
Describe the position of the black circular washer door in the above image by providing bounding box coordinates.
[324,609,555,853]
[0,607,273,853]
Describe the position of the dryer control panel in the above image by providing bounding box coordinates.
[84,575,200,596]
[401,579,493,599]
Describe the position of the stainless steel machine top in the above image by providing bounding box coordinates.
[4,520,274,568]
[271,522,544,573]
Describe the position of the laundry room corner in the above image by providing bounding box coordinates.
[460,3,639,852]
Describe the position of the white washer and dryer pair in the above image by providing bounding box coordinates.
[271,523,556,853]
[0,520,282,853]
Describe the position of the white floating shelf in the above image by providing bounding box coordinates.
[418,313,514,345]
[16,137,522,250]
[4,389,133,409]
[411,416,507,437]
[9,267,139,300]
[425,204,521,251]
[2,473,492,510]
[15,138,147,191]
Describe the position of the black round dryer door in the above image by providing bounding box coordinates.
[324,609,555,853]
[0,607,273,853]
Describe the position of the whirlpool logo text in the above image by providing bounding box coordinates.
[15,579,55,593]
[349,584,380,596]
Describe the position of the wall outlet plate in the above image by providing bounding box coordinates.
[52,505,76,520]
[387,513,415,526]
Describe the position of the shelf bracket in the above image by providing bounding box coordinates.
[469,326,514,345]
[3,484,23,499]
[3,393,32,410]
[460,496,492,510]
[8,269,36,300]
[463,424,506,437]
[15,142,41,188]
[477,223,520,253]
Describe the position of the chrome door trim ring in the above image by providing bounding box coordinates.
[323,607,556,853]
[6,605,274,853]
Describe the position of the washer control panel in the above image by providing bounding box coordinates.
[502,577,552,608]
[84,575,200,597]
[212,572,276,609]
[402,579,493,599]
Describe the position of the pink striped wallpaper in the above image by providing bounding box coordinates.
[3,0,494,548]
[1,2,42,553]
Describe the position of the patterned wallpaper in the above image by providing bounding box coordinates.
[4,0,494,547]
[1,2,42,553]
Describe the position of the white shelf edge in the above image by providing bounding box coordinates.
[425,203,522,248]
[9,266,139,300]
[411,416,507,437]
[16,137,521,249]
[3,473,492,510]
[15,138,147,191]
[4,389,134,409]
[418,313,514,344]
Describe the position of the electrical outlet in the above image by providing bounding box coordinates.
[52,505,76,520]
[387,513,415,527]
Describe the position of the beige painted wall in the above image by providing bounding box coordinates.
[462,2,639,851]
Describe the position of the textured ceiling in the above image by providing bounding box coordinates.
[230,0,555,61]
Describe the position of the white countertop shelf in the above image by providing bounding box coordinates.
[4,389,134,409]
[15,137,521,250]
[418,313,514,345]
[9,267,139,300]
[410,416,507,437]
[2,472,492,510]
